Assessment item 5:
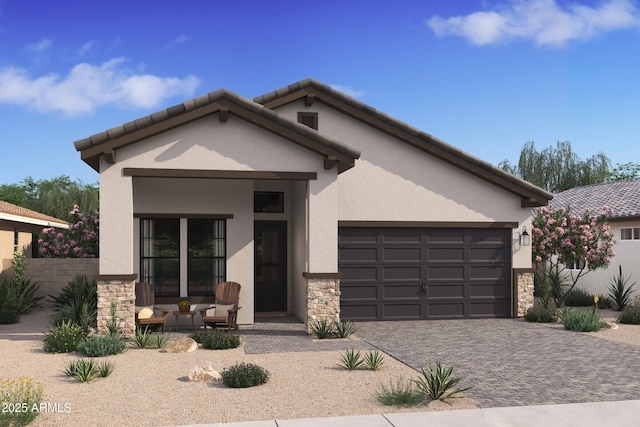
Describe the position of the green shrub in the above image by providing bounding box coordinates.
[0,377,44,426]
[49,274,97,329]
[150,333,168,349]
[608,265,636,311]
[618,305,640,325]
[413,362,471,400]
[63,359,115,382]
[524,304,558,323]
[561,309,605,332]
[201,330,241,350]
[131,327,151,348]
[334,320,356,338]
[310,319,335,339]
[364,350,386,371]
[43,320,86,353]
[77,334,126,357]
[0,307,20,324]
[563,288,594,307]
[375,376,424,407]
[338,349,364,370]
[221,363,270,388]
[596,294,612,309]
[190,329,212,343]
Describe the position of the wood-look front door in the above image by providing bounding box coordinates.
[254,221,287,312]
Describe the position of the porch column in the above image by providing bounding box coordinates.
[304,171,341,333]
[97,162,136,334]
[96,275,136,336]
[514,269,535,317]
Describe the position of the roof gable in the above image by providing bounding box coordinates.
[550,178,640,220]
[74,89,360,173]
[255,78,553,207]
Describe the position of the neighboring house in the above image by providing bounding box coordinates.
[73,78,552,333]
[0,200,68,273]
[549,178,640,296]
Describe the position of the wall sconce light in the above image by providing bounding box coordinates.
[520,227,530,246]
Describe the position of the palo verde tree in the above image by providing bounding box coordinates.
[499,141,610,193]
[532,205,615,307]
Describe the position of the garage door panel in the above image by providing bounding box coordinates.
[469,301,511,317]
[341,266,378,281]
[428,302,465,318]
[383,284,420,299]
[427,247,465,261]
[469,247,508,261]
[470,283,510,298]
[428,283,464,298]
[339,228,377,243]
[339,227,512,321]
[426,229,465,243]
[340,247,378,262]
[469,229,509,243]
[383,266,421,280]
[428,266,465,280]
[384,303,422,319]
[341,284,378,300]
[382,228,422,243]
[341,304,379,321]
[469,265,510,280]
[383,247,421,262]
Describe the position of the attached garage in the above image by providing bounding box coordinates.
[339,227,512,321]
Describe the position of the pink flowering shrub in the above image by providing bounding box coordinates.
[38,205,99,258]
[532,206,614,306]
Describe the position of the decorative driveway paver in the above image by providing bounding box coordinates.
[354,318,640,408]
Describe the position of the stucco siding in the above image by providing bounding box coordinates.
[572,221,640,297]
[274,100,532,269]
[115,115,325,173]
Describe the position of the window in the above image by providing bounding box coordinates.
[13,229,18,252]
[620,228,640,240]
[565,258,586,270]
[140,218,226,297]
[140,219,180,297]
[297,112,318,130]
[254,192,284,213]
[187,219,226,296]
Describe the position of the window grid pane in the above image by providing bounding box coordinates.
[140,219,180,297]
[187,219,226,296]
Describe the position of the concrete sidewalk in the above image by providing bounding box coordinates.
[184,400,640,427]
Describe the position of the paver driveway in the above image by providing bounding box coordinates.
[354,318,640,408]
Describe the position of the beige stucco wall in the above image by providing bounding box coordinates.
[274,101,533,269]
[0,227,33,273]
[570,221,640,297]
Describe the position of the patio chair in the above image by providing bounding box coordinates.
[198,281,242,330]
[134,282,171,332]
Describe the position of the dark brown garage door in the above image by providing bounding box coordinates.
[339,227,512,321]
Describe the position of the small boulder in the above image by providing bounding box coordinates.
[188,364,222,382]
[161,337,198,353]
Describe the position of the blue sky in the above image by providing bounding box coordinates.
[1,0,639,186]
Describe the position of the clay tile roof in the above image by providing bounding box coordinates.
[550,178,640,219]
[0,201,69,227]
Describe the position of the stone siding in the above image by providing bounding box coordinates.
[305,275,341,333]
[516,271,535,317]
[23,258,99,305]
[97,278,135,336]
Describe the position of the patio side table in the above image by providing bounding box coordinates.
[172,310,196,332]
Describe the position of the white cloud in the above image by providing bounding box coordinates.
[77,41,95,57]
[26,38,53,52]
[0,58,201,115]
[426,0,640,46]
[330,84,365,99]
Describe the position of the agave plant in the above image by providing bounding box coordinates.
[608,265,636,311]
[414,362,471,400]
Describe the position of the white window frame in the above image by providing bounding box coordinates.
[620,227,640,241]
